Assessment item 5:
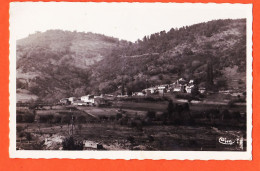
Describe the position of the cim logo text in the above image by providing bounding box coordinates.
[218,137,236,145]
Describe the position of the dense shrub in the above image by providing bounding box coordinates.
[205,109,220,119]
[25,132,32,143]
[109,115,116,121]
[62,136,83,150]
[222,109,231,120]
[61,115,72,124]
[116,113,123,120]
[18,132,25,138]
[76,115,86,123]
[39,114,54,123]
[16,115,23,123]
[127,136,135,144]
[119,117,129,125]
[16,125,24,133]
[52,115,62,123]
[23,114,35,123]
[231,111,241,120]
[146,111,156,119]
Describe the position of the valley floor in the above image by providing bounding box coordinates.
[16,99,246,151]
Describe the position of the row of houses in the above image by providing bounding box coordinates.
[133,78,206,96]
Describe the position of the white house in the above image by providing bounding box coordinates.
[81,95,95,104]
[132,92,145,96]
[199,87,206,94]
[147,87,157,94]
[173,85,183,92]
[72,100,87,106]
[68,97,77,104]
[185,85,194,93]
[179,78,186,82]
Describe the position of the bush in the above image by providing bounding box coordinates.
[16,125,24,133]
[62,136,83,150]
[39,114,54,123]
[17,115,23,123]
[127,136,135,144]
[76,115,86,123]
[206,109,220,119]
[62,115,72,124]
[52,115,62,124]
[18,132,25,138]
[146,111,156,119]
[116,113,122,120]
[222,109,231,120]
[23,114,35,123]
[119,117,128,125]
[109,115,116,121]
[25,132,32,143]
[231,111,241,120]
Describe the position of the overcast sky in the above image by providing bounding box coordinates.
[10,2,252,42]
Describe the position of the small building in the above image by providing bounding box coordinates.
[177,78,187,85]
[117,94,128,98]
[179,78,186,82]
[199,87,206,94]
[132,92,145,96]
[68,97,77,104]
[81,95,95,105]
[185,84,194,94]
[173,85,183,92]
[146,87,157,94]
[144,89,152,96]
[60,98,70,105]
[157,86,167,95]
[72,100,87,106]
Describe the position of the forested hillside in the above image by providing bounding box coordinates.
[16,19,247,102]
[90,19,246,95]
[16,30,128,102]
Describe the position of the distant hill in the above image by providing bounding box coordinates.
[16,30,128,102]
[17,30,127,71]
[16,19,247,102]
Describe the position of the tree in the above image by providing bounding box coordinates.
[121,83,125,95]
[146,111,156,120]
[216,79,227,89]
[167,100,175,120]
[17,115,23,123]
[191,85,199,97]
[76,116,86,123]
[16,126,23,133]
[26,132,32,143]
[77,124,83,134]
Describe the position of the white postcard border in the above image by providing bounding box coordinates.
[9,2,253,160]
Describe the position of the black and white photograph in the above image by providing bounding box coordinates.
[9,2,252,159]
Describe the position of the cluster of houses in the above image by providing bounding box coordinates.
[60,78,207,106]
[132,78,206,97]
[60,95,104,106]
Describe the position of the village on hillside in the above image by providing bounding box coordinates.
[59,77,245,107]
